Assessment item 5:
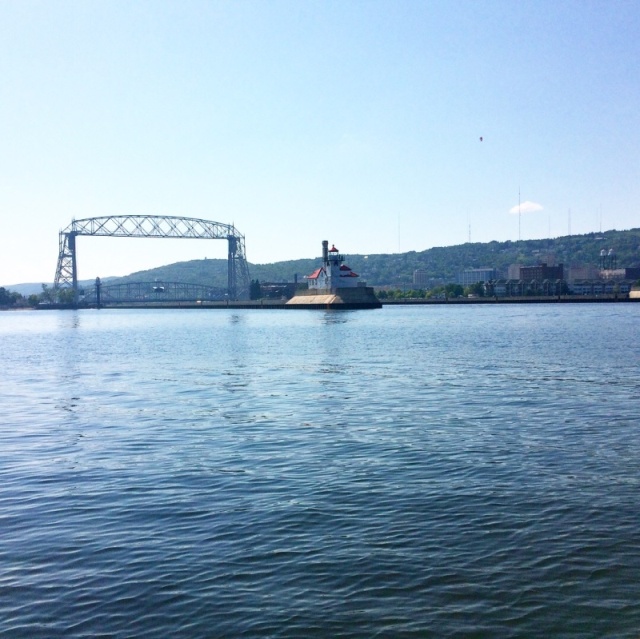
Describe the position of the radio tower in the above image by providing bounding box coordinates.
[518,188,521,243]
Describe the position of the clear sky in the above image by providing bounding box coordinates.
[1,0,639,285]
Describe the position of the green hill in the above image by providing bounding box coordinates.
[109,228,640,289]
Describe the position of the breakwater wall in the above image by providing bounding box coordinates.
[382,294,636,305]
[30,294,639,310]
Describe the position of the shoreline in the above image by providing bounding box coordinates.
[3,294,637,311]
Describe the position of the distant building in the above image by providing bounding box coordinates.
[412,270,444,289]
[600,267,640,281]
[567,264,600,281]
[564,265,638,284]
[458,268,497,286]
[413,269,430,288]
[600,269,626,281]
[626,267,640,281]
[488,277,565,297]
[492,280,508,296]
[519,263,564,282]
[507,264,521,280]
[570,280,633,295]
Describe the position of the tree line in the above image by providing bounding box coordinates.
[0,284,75,308]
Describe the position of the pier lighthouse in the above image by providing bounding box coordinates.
[286,240,381,308]
[306,241,361,291]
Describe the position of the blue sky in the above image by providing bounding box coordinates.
[1,0,639,285]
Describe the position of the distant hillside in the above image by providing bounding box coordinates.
[2,282,46,296]
[3,278,116,297]
[107,228,640,289]
[107,258,320,290]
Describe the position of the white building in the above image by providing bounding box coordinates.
[458,268,497,286]
[306,241,361,291]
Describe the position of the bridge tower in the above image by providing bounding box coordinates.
[54,230,79,303]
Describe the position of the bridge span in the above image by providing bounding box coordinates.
[83,281,230,305]
[54,215,250,302]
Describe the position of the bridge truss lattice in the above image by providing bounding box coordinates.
[54,215,250,301]
[83,281,229,304]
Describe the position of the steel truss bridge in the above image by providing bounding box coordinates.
[54,216,250,302]
[82,281,229,304]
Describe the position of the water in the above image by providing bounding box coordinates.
[1,305,639,638]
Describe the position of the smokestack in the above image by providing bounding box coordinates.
[322,240,329,265]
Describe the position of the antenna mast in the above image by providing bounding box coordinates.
[599,204,602,233]
[518,188,521,243]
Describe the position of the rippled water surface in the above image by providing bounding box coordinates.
[1,305,639,638]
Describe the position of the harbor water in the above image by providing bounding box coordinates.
[1,304,639,638]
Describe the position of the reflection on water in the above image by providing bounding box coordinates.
[320,310,355,325]
[57,309,81,330]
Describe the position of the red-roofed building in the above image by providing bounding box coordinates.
[306,241,361,291]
